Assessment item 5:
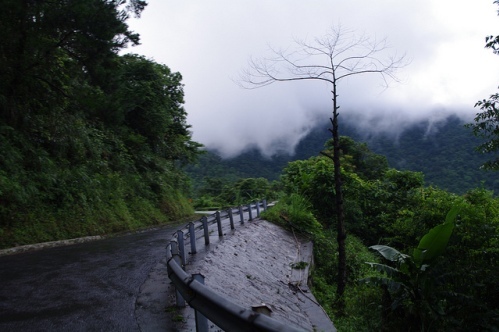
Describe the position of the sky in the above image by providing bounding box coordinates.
[126,0,499,157]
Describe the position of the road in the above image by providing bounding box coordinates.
[0,223,183,332]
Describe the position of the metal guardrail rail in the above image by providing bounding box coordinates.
[166,200,306,332]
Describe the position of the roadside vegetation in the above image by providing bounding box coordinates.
[261,138,498,331]
[193,135,498,330]
[192,176,278,210]
[0,1,202,248]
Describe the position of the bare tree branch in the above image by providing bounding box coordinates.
[238,25,407,90]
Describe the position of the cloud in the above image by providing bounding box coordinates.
[127,0,499,157]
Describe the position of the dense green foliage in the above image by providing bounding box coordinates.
[346,116,497,194]
[192,176,278,210]
[186,148,289,187]
[261,193,322,235]
[0,0,202,248]
[261,137,498,331]
[363,208,458,331]
[293,116,492,195]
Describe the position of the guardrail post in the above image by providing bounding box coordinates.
[216,211,223,237]
[202,216,209,245]
[177,230,186,266]
[166,244,172,260]
[171,240,178,256]
[255,201,260,218]
[247,203,253,221]
[239,206,244,224]
[192,274,209,332]
[170,241,186,307]
[173,254,186,307]
[263,199,267,211]
[189,222,197,254]
[228,209,235,230]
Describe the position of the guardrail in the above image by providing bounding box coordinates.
[166,200,305,332]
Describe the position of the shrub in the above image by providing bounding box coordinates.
[261,193,322,236]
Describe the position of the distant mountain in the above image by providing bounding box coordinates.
[346,115,497,194]
[187,115,498,195]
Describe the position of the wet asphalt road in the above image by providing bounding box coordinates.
[0,224,182,332]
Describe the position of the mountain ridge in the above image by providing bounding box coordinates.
[187,115,498,195]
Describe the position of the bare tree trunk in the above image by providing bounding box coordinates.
[331,84,347,312]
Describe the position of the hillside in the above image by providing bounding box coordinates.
[188,115,498,195]
[343,115,497,193]
[0,3,202,248]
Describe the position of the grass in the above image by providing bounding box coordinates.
[0,193,197,249]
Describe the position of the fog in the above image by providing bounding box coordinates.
[127,0,499,157]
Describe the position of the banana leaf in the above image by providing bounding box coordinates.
[413,206,459,267]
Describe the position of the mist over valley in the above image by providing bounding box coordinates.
[188,112,496,195]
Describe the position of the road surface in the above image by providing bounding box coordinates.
[0,210,335,331]
[0,224,182,331]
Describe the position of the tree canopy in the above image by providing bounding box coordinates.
[0,0,202,248]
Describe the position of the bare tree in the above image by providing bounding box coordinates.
[239,25,406,311]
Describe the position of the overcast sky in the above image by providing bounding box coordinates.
[126,1,499,157]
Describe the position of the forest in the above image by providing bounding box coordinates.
[0,1,498,331]
[260,137,498,331]
[0,0,202,248]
